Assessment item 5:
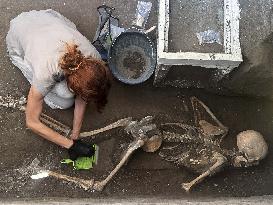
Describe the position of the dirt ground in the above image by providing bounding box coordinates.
[1,81,273,199]
[1,0,273,201]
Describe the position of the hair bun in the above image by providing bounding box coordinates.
[59,43,84,75]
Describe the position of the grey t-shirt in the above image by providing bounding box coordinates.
[8,9,101,96]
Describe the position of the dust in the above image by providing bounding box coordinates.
[0,95,26,110]
[0,158,42,194]
[17,158,44,176]
[0,155,60,196]
[111,129,133,165]
[116,45,150,80]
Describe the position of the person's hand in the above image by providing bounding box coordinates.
[68,140,95,160]
[70,132,79,140]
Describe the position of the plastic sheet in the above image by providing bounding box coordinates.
[196,30,222,45]
[133,1,152,28]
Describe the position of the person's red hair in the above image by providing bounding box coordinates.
[59,43,111,112]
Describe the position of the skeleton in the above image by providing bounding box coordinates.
[1,95,268,192]
[159,97,268,192]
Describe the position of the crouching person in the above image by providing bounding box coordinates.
[6,10,111,160]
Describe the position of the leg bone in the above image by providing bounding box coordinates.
[48,171,94,190]
[0,95,72,136]
[181,154,227,192]
[190,97,227,132]
[40,116,133,139]
[79,117,133,138]
[190,97,228,142]
[41,113,71,131]
[93,139,145,191]
[40,113,71,136]
[0,95,133,139]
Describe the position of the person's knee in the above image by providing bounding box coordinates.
[44,93,74,109]
[52,81,74,99]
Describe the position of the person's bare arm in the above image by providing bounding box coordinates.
[26,86,73,148]
[70,95,87,140]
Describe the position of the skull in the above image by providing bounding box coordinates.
[233,130,268,167]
